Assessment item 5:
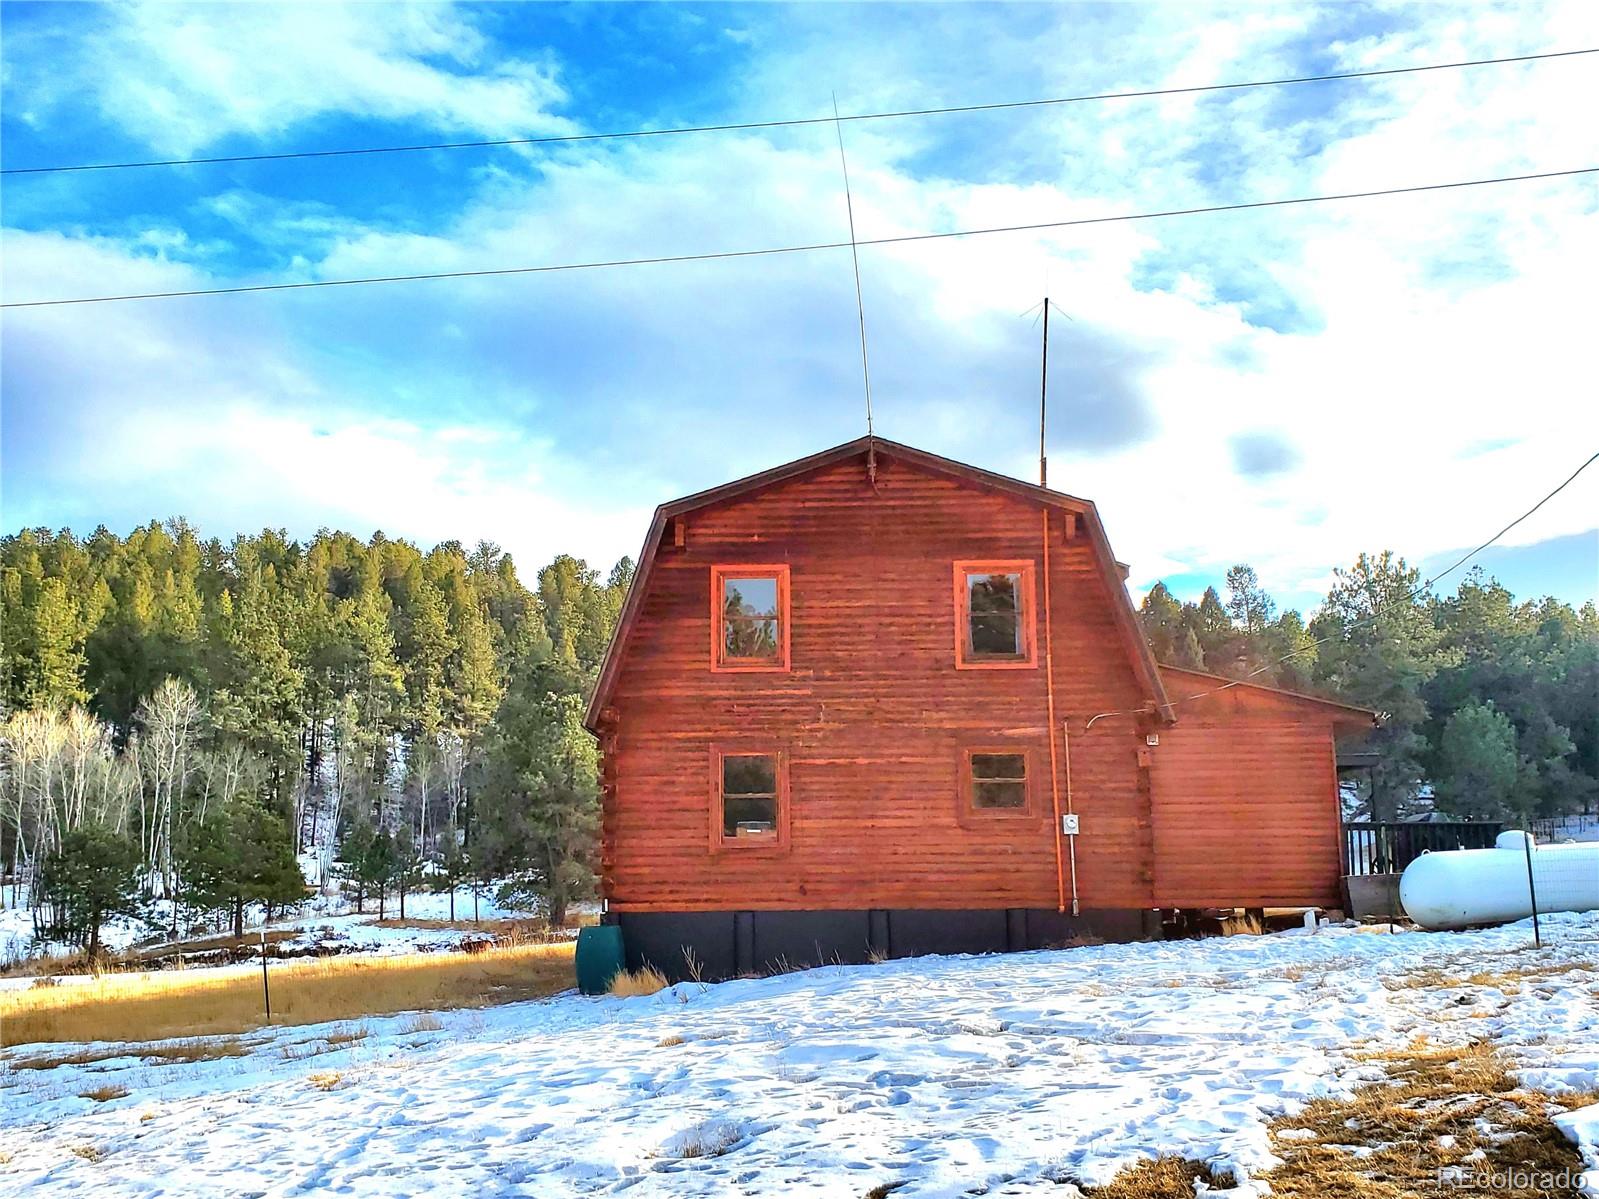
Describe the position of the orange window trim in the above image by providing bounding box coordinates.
[952,559,1039,669]
[957,746,1041,824]
[708,745,791,853]
[710,564,792,673]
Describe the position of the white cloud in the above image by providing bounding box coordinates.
[0,230,650,574]
[10,1,576,155]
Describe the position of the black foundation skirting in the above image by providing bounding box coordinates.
[612,907,1162,982]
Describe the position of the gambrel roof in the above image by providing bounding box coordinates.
[584,435,1172,730]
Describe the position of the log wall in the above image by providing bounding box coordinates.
[598,455,1351,914]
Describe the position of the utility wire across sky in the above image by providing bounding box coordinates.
[3,47,1592,176]
[4,166,1593,309]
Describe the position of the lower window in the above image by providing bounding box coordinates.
[712,748,787,848]
[960,748,1035,821]
[971,752,1028,808]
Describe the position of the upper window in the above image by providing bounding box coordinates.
[953,560,1038,668]
[711,565,790,672]
[711,748,788,849]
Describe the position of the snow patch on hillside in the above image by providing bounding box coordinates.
[1,884,558,972]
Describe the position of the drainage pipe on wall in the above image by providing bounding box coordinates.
[1041,509,1067,914]
[1399,831,1599,930]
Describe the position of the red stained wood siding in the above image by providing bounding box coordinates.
[601,453,1154,912]
[595,445,1371,915]
[1147,666,1366,909]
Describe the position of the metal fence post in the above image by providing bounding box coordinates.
[1520,816,1542,950]
[260,926,272,1020]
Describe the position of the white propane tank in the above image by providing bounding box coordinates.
[1399,832,1599,930]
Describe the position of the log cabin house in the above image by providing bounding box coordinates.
[584,436,1376,979]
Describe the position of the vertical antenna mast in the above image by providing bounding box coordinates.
[1039,295,1049,487]
[833,96,875,462]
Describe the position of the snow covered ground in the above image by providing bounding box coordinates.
[4,914,1597,1197]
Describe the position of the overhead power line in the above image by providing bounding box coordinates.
[1090,447,1599,725]
[3,166,1592,310]
[3,47,1593,176]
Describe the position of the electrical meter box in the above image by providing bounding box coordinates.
[1062,813,1080,836]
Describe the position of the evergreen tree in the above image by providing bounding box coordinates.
[442,573,502,737]
[1190,586,1232,668]
[1137,583,1188,665]
[210,565,305,814]
[176,799,303,936]
[33,826,143,959]
[396,566,453,742]
[539,555,612,671]
[1434,702,1522,820]
[360,828,401,920]
[1264,610,1317,691]
[439,826,467,922]
[1224,564,1277,634]
[1311,552,1448,821]
[393,825,421,919]
[338,815,376,914]
[240,802,306,925]
[24,576,89,709]
[475,661,598,926]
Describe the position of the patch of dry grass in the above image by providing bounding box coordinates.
[307,1070,345,1091]
[77,1084,130,1103]
[608,965,668,997]
[662,1120,742,1159]
[1383,961,1595,993]
[657,1034,686,1047]
[1079,1156,1221,1196]
[1265,1039,1597,1198]
[69,1144,104,1162]
[1,941,574,1047]
[10,1037,251,1070]
[1079,1040,1595,1198]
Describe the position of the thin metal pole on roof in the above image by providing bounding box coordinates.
[832,95,874,440]
[1026,297,1071,487]
[1039,298,1049,487]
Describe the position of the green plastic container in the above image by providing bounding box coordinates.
[575,924,625,995]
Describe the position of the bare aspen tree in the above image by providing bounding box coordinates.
[1,707,138,909]
[136,678,202,893]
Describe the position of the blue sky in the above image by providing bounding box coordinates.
[2,1,1595,614]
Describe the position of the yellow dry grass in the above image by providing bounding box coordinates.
[1081,1157,1218,1196]
[608,965,668,997]
[0,941,575,1047]
[1265,1039,1596,1198]
[9,1037,251,1070]
[1079,1040,1595,1198]
[1383,961,1594,994]
[78,1084,130,1103]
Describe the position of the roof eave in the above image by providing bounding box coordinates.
[1155,664,1381,727]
